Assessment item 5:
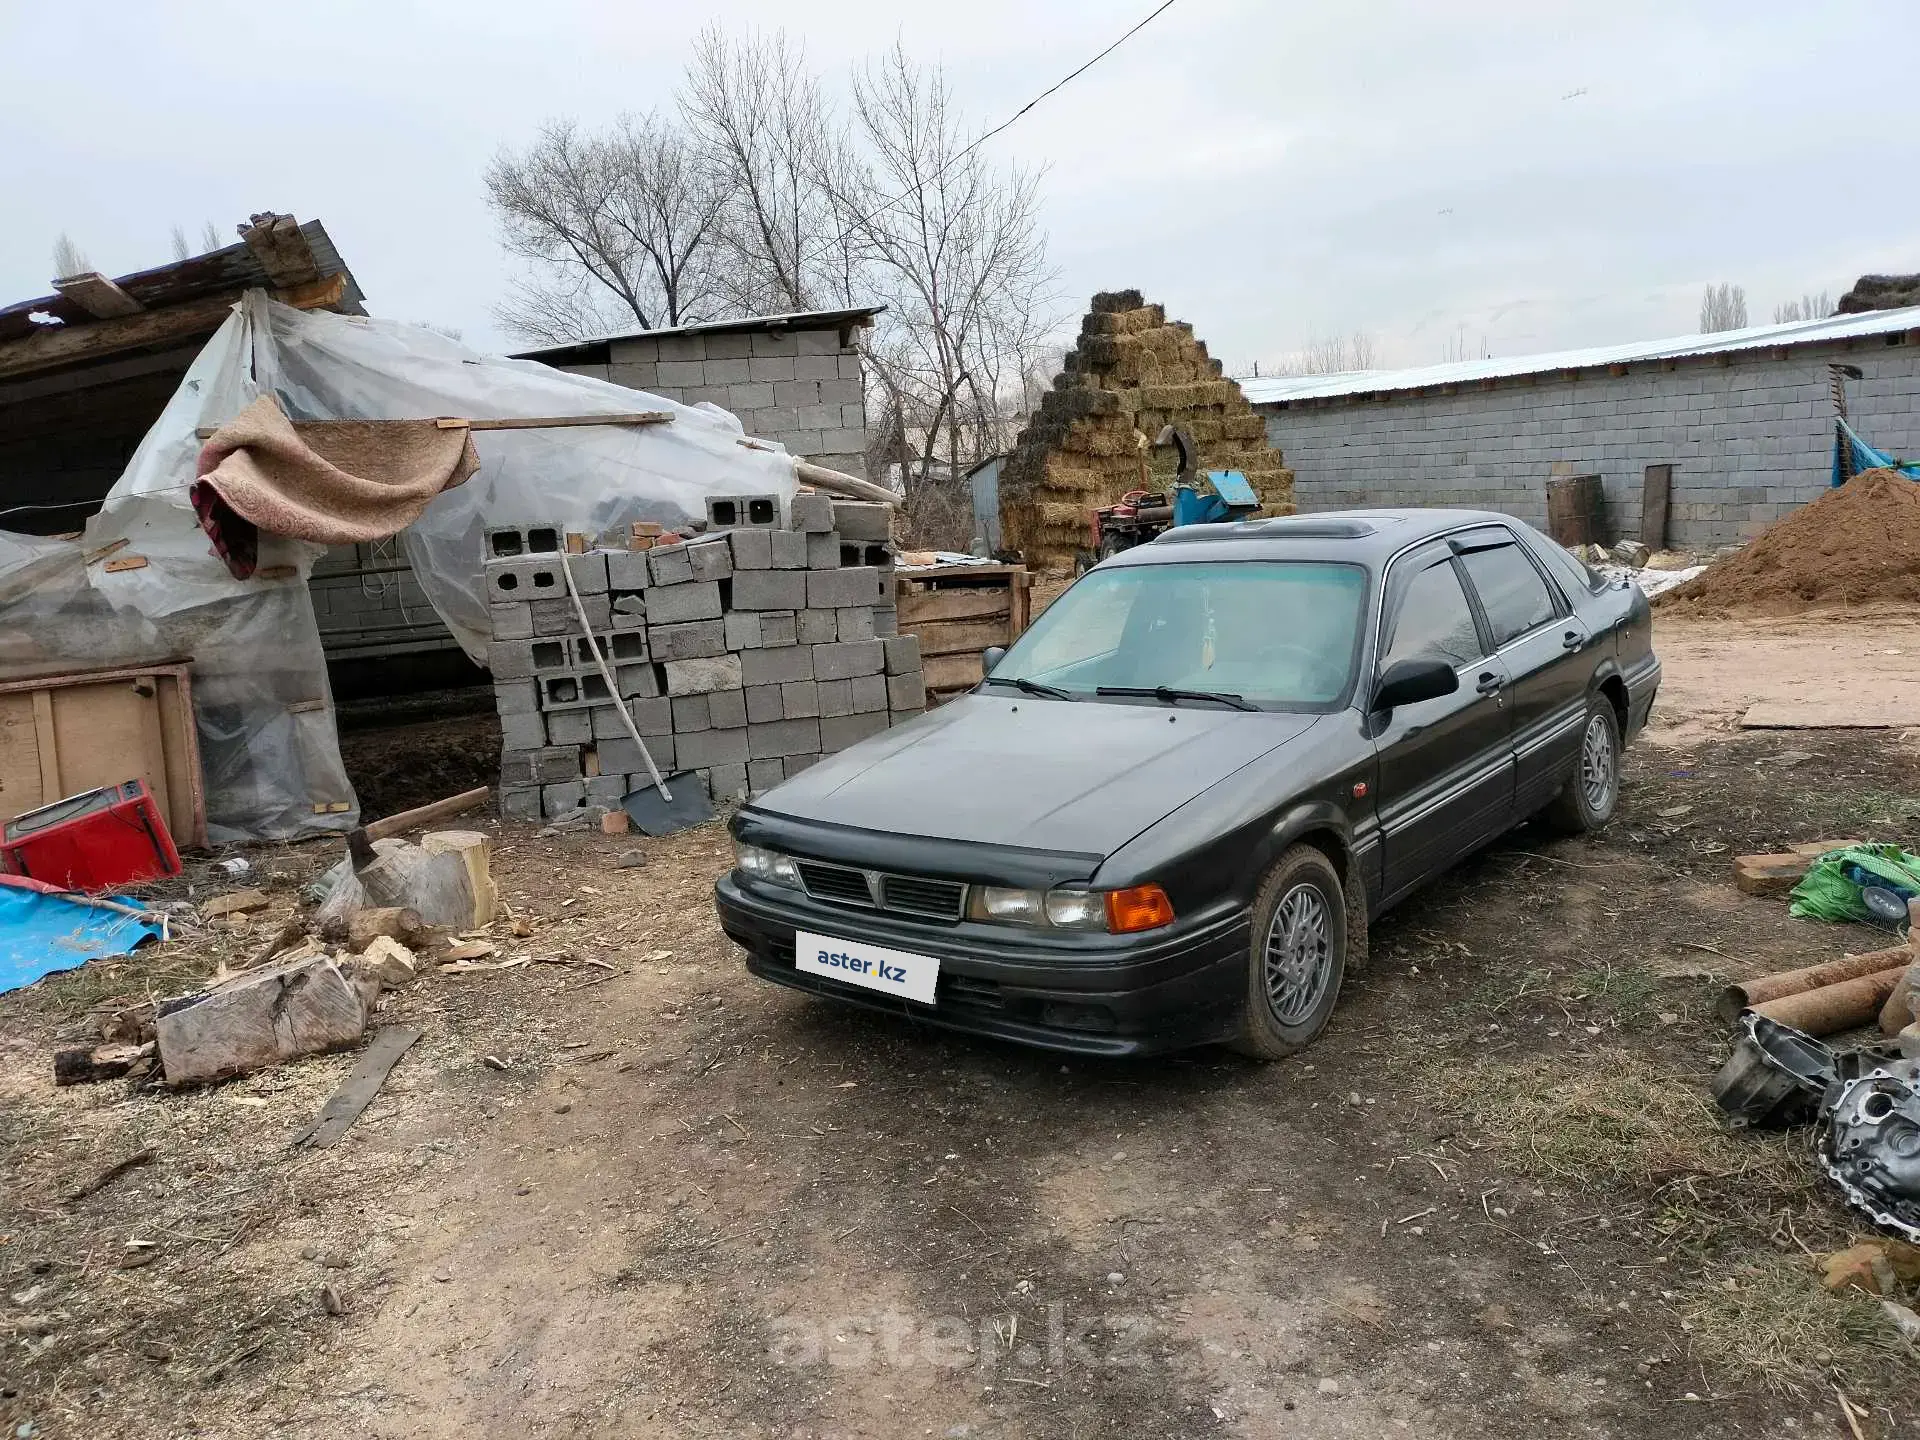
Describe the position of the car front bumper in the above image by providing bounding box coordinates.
[714,873,1251,1058]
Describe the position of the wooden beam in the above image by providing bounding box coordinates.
[434,412,675,432]
[51,272,143,319]
[239,214,320,287]
[0,276,346,381]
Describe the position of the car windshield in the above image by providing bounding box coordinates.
[989,560,1368,708]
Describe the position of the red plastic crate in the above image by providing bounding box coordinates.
[0,779,183,892]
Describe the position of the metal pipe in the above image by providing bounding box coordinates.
[1715,946,1910,1023]
[1754,967,1909,1037]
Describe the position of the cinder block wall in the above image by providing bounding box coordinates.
[554,325,871,478]
[1256,340,1920,548]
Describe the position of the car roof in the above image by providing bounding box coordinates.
[1104,508,1529,570]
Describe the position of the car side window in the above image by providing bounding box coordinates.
[1458,543,1558,646]
[1383,559,1483,670]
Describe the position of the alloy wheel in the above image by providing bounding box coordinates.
[1580,712,1617,815]
[1263,882,1333,1026]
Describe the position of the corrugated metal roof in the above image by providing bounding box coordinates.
[1240,306,1920,406]
[511,304,885,365]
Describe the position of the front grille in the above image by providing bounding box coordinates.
[795,862,874,907]
[879,873,966,920]
[793,859,968,923]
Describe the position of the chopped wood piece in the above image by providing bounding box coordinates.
[156,955,370,1087]
[440,940,497,963]
[289,1026,423,1150]
[420,830,497,929]
[200,888,272,918]
[1733,840,1870,895]
[103,555,149,573]
[317,905,428,952]
[355,935,421,990]
[53,1042,149,1086]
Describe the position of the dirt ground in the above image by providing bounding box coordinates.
[7,611,1920,1438]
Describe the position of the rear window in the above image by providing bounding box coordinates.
[992,561,1368,708]
[1459,544,1558,646]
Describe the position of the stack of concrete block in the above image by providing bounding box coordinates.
[485,496,926,823]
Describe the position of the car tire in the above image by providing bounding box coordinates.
[1230,843,1347,1061]
[1544,694,1622,834]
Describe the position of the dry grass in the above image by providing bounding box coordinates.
[1423,1049,1805,1196]
[1419,1049,1916,1394]
[1674,1254,1910,1394]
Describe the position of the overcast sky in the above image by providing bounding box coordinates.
[4,0,1916,373]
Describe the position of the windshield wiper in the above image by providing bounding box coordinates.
[986,675,1079,701]
[1095,685,1259,711]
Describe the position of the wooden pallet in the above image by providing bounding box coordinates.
[893,564,1032,705]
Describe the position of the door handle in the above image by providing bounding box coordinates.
[1475,672,1503,696]
[1561,630,1584,651]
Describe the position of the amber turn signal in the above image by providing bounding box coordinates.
[1104,883,1175,933]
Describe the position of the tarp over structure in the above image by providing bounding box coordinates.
[0,293,799,844]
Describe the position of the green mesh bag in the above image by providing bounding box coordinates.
[1788,844,1920,923]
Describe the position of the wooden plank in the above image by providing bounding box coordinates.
[289,1026,423,1150]
[239,214,320,288]
[923,652,986,691]
[1640,463,1672,549]
[1741,697,1920,729]
[895,588,1013,626]
[154,674,205,847]
[1729,843,1865,895]
[0,693,43,819]
[51,272,143,319]
[912,618,1017,657]
[103,555,148,573]
[436,412,675,432]
[30,690,59,801]
[0,275,343,381]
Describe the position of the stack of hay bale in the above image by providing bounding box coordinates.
[483,493,926,822]
[999,289,1296,570]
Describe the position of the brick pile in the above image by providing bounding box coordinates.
[999,289,1295,569]
[484,494,926,823]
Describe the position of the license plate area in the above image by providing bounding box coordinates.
[795,930,940,1005]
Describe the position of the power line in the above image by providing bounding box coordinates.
[798,0,1183,272]
[962,0,1181,166]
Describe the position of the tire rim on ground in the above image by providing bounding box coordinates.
[1264,882,1333,1026]
[1580,712,1616,815]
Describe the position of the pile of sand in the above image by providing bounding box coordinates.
[1656,468,1920,615]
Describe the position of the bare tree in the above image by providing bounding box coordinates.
[836,45,1059,489]
[51,233,91,280]
[681,27,866,317]
[487,113,728,343]
[170,224,190,262]
[201,221,223,252]
[1699,282,1748,333]
[1266,332,1377,377]
[1773,291,1832,324]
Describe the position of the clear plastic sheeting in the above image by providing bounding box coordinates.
[247,295,797,659]
[0,292,801,843]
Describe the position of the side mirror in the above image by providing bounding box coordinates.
[982,645,1007,673]
[1372,658,1459,711]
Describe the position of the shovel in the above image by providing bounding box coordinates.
[561,551,716,836]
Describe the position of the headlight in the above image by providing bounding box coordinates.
[967,886,1136,931]
[973,886,1045,923]
[1043,890,1106,930]
[734,840,799,888]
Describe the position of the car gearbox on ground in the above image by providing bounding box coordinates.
[714,509,1660,1058]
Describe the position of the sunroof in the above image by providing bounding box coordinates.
[1155,517,1378,543]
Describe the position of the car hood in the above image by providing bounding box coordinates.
[755,693,1325,855]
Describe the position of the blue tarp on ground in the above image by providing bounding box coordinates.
[0,877,163,996]
[1834,417,1920,486]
